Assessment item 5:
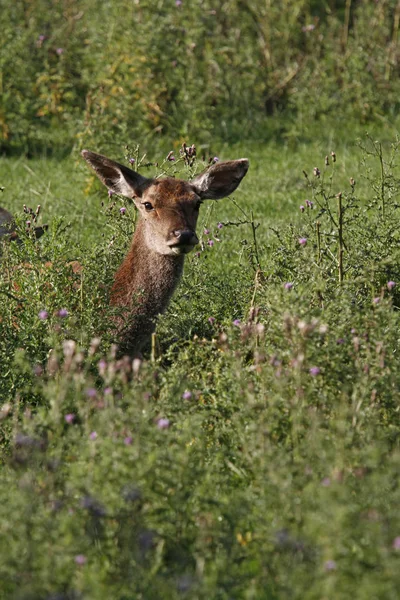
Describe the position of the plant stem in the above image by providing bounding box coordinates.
[337,193,344,284]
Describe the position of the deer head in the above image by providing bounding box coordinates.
[81,150,249,256]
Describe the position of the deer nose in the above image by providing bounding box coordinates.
[171,229,199,247]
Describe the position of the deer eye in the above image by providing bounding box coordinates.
[143,202,154,211]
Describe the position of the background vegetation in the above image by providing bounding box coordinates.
[1,1,400,599]
[1,0,400,154]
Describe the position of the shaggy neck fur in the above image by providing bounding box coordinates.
[110,219,185,355]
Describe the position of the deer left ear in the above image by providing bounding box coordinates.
[191,159,249,200]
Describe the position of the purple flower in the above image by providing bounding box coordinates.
[57,308,68,318]
[120,207,126,215]
[208,317,215,325]
[124,436,133,445]
[65,413,75,424]
[86,388,97,398]
[89,431,98,440]
[207,239,214,247]
[168,155,176,161]
[108,189,114,198]
[373,297,380,305]
[129,158,135,164]
[298,238,307,246]
[204,228,210,235]
[233,319,241,327]
[321,477,331,487]
[176,0,182,5]
[56,48,64,55]
[217,222,223,229]
[284,282,293,290]
[182,391,192,400]
[392,536,400,550]
[324,559,337,571]
[38,34,46,42]
[38,310,48,320]
[310,366,321,376]
[336,338,345,345]
[157,418,170,430]
[306,199,314,208]
[75,554,87,566]
[213,156,219,163]
[300,205,305,212]
[104,387,112,395]
[387,281,396,291]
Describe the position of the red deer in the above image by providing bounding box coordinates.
[82,150,249,356]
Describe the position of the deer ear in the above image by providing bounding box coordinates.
[191,159,249,200]
[82,150,152,198]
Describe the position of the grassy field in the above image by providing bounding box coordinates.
[1,131,400,599]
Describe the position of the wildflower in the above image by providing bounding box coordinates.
[89,431,98,440]
[309,366,321,376]
[324,559,337,571]
[104,387,112,395]
[336,338,345,345]
[350,177,355,187]
[204,228,210,235]
[38,310,48,320]
[373,297,380,305]
[120,207,126,215]
[65,413,75,424]
[157,418,170,430]
[284,282,293,290]
[331,151,336,162]
[129,158,135,164]
[387,281,396,291]
[321,477,331,486]
[305,199,313,208]
[302,24,315,32]
[182,391,192,400]
[300,205,305,212]
[207,239,214,247]
[124,436,133,445]
[167,154,175,162]
[176,0,182,5]
[75,555,87,566]
[217,222,224,229]
[108,189,114,198]
[298,237,307,246]
[208,317,215,325]
[56,48,64,55]
[392,537,400,550]
[86,388,97,398]
[313,167,320,177]
[57,308,68,318]
[325,155,329,166]
[233,319,241,326]
[38,34,46,42]
[213,156,219,162]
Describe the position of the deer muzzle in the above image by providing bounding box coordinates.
[167,229,199,254]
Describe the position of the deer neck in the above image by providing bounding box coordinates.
[111,219,185,316]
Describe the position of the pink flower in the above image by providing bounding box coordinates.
[298,238,307,246]
[300,205,305,212]
[120,207,126,215]
[124,436,133,445]
[182,391,192,400]
[284,282,293,290]
[157,418,170,430]
[65,413,75,424]
[38,310,48,320]
[89,431,98,440]
[310,367,321,376]
[392,536,400,550]
[207,239,214,247]
[324,559,336,571]
[387,281,396,291]
[75,554,87,565]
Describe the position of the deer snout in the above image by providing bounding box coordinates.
[168,229,199,250]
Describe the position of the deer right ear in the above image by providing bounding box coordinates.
[81,150,152,198]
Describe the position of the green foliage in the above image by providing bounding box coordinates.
[1,0,400,154]
[1,138,400,598]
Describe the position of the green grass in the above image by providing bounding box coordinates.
[1,135,400,599]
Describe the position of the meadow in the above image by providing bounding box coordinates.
[2,1,400,599]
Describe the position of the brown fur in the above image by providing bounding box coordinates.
[82,151,249,355]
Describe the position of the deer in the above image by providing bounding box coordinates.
[82,150,249,356]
